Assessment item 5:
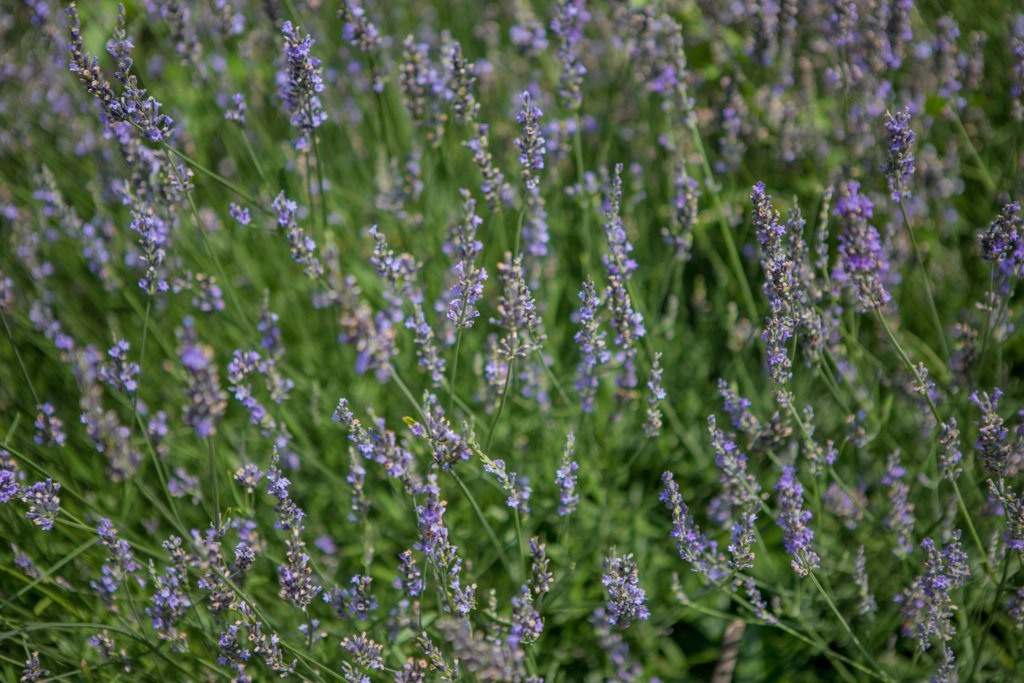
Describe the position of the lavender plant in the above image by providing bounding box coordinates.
[2,1,1024,681]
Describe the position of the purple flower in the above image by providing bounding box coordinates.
[21,651,48,683]
[853,545,877,615]
[20,478,61,531]
[65,3,175,142]
[99,339,139,394]
[146,536,191,652]
[728,504,758,571]
[551,0,590,111]
[399,37,448,144]
[509,3,548,56]
[445,189,488,330]
[881,107,916,202]
[33,403,66,448]
[482,457,532,515]
[341,632,383,670]
[410,392,472,471]
[660,472,716,580]
[556,432,580,517]
[601,548,649,628]
[643,353,666,438]
[177,316,228,438]
[326,575,378,621]
[883,449,916,557]
[594,168,644,400]
[442,37,479,125]
[491,252,544,360]
[272,193,323,279]
[414,474,448,559]
[514,91,547,195]
[1013,16,1024,121]
[938,419,963,481]
[224,92,246,126]
[1008,587,1024,630]
[278,21,327,149]
[894,531,970,650]
[464,124,513,211]
[229,202,250,226]
[832,181,892,311]
[774,466,820,576]
[707,415,761,524]
[217,624,251,681]
[969,388,1011,475]
[527,537,553,596]
[508,585,543,648]
[394,550,424,597]
[662,166,700,261]
[573,277,610,412]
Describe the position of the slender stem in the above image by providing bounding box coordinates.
[898,201,950,363]
[451,470,513,578]
[950,111,996,194]
[807,571,893,682]
[162,145,266,211]
[965,550,1012,682]
[312,131,328,239]
[207,437,220,529]
[686,121,759,323]
[485,357,516,456]
[162,148,250,329]
[448,327,464,416]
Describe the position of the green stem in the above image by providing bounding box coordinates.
[485,357,516,456]
[898,201,950,364]
[686,121,759,323]
[207,437,220,528]
[807,571,893,682]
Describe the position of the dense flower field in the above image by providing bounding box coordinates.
[1,0,1023,681]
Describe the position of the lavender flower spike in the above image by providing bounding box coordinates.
[774,466,820,576]
[445,189,488,330]
[278,20,327,150]
[573,276,609,413]
[881,107,916,203]
[177,316,228,438]
[832,181,892,311]
[601,548,649,628]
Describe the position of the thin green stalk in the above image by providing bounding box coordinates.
[448,327,464,416]
[312,131,328,239]
[898,201,950,363]
[873,308,995,581]
[207,437,220,528]
[950,111,996,194]
[686,120,759,323]
[451,470,514,579]
[163,148,250,329]
[485,357,516,456]
[162,145,266,211]
[965,550,1012,682]
[807,571,893,682]
[304,149,317,244]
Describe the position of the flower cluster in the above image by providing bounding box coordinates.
[278,21,327,149]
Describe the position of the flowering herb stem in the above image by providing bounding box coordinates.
[807,571,891,681]
[163,149,249,328]
[873,308,996,581]
[898,201,950,363]
[206,438,220,529]
[162,144,265,211]
[485,357,516,457]
[450,470,514,579]
[686,121,759,323]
